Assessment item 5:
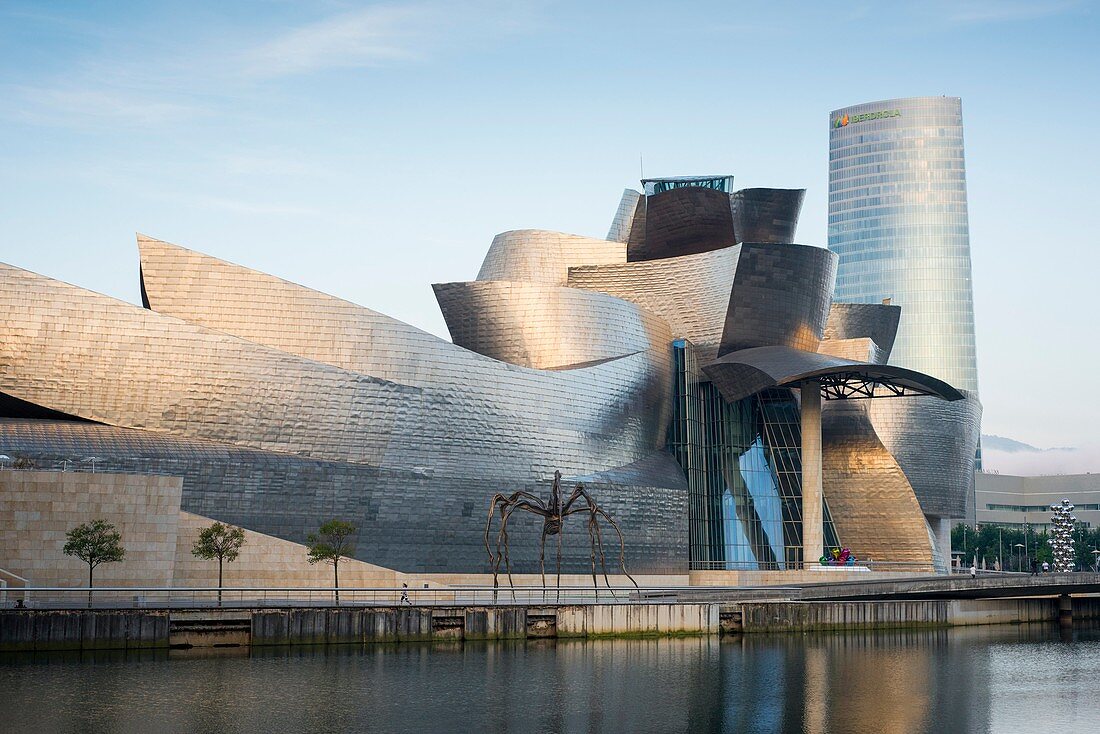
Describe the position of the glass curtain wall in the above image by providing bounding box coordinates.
[670,340,840,569]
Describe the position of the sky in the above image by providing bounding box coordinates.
[1,1,1098,466]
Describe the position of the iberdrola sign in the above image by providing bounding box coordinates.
[833,109,901,128]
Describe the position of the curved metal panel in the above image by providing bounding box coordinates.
[720,243,837,355]
[606,189,644,244]
[432,280,671,370]
[138,235,446,386]
[824,302,902,362]
[0,418,688,574]
[567,245,740,362]
[630,186,736,262]
[821,401,935,566]
[730,188,805,244]
[867,391,982,518]
[475,229,625,286]
[702,345,965,404]
[817,337,884,365]
[0,261,672,481]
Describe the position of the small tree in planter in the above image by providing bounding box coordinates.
[191,522,246,605]
[63,520,125,606]
[306,520,357,604]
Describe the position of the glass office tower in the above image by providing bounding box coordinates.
[828,97,979,395]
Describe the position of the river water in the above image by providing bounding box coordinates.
[2,623,1099,733]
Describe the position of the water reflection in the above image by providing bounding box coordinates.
[1,623,1098,733]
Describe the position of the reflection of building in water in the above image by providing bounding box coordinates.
[718,629,993,731]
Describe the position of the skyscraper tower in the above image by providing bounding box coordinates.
[828,97,979,395]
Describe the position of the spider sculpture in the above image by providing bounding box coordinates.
[484,471,637,598]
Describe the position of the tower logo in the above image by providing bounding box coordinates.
[835,109,902,128]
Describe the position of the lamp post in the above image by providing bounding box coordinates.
[1092,549,1100,573]
[1014,543,1025,572]
[998,528,1003,572]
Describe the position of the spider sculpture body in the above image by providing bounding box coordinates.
[484,471,637,597]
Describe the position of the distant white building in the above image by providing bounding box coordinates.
[973,473,1100,529]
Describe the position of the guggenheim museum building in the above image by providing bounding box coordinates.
[0,175,981,578]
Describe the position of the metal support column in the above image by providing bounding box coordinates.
[801,380,823,566]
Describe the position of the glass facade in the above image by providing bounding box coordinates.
[669,340,840,569]
[828,97,979,395]
[642,175,734,195]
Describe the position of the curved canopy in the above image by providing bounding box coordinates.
[702,345,964,404]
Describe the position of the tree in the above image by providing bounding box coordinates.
[63,519,125,605]
[306,519,357,603]
[191,522,246,604]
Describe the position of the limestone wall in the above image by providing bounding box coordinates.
[0,471,182,587]
[172,512,398,588]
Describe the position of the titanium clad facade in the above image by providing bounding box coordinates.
[720,243,836,355]
[824,303,901,360]
[567,245,740,363]
[1,171,976,575]
[828,96,979,394]
[432,280,671,370]
[730,188,805,245]
[821,401,940,569]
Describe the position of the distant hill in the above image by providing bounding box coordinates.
[980,435,1097,476]
[982,434,1074,454]
[982,434,1040,453]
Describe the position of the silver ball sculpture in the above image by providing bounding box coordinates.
[1048,499,1076,572]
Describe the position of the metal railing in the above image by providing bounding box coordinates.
[1,585,710,610]
[0,568,29,606]
[689,560,937,573]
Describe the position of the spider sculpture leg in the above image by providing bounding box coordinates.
[485,493,523,590]
[539,524,548,599]
[586,509,599,599]
[564,486,639,592]
[555,519,563,602]
[484,492,547,597]
[562,486,602,598]
[595,505,639,590]
[497,499,552,600]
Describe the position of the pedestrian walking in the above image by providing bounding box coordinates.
[400,582,411,605]
[1031,559,1039,576]
[970,564,977,579]
[1042,561,1050,573]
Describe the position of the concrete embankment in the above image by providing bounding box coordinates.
[3,597,1097,651]
[0,603,719,652]
[736,597,1100,633]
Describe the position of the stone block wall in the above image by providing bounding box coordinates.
[0,471,181,587]
[172,512,398,588]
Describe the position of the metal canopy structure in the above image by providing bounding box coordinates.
[816,370,949,401]
[702,345,964,405]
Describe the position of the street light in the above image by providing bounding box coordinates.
[1014,543,1025,572]
[1092,549,1100,573]
[82,456,103,474]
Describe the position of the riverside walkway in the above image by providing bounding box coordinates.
[656,572,1100,603]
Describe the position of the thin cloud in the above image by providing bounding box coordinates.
[3,1,539,128]
[933,0,1083,24]
[8,85,201,127]
[241,1,537,78]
